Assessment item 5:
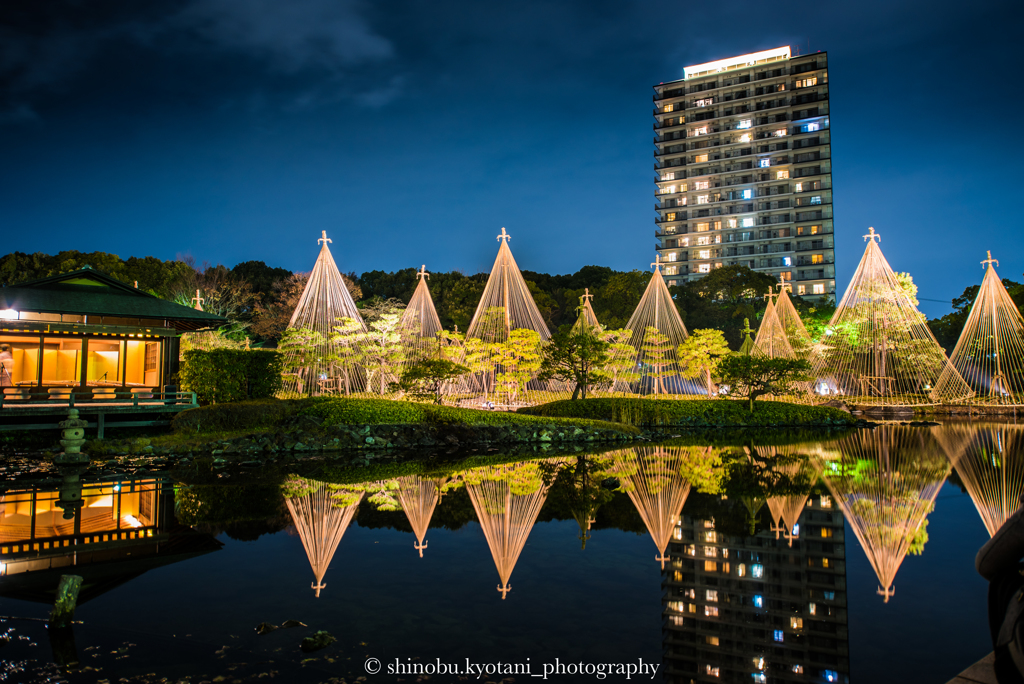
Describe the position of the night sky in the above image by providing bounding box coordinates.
[0,0,1019,317]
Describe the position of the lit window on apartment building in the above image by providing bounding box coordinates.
[777,170,789,179]
[813,283,825,295]
[706,636,720,646]
[705,606,719,617]
[759,159,771,168]
[697,236,711,246]
[774,630,785,643]
[695,154,708,163]
[742,217,754,227]
[791,617,804,629]
[661,172,675,181]
[704,545,718,557]
[797,77,817,88]
[812,254,824,264]
[685,544,696,556]
[673,527,684,541]
[753,674,767,684]
[706,665,720,677]
[825,670,839,682]
[809,603,817,616]
[797,285,806,295]
[739,133,752,143]
[751,564,764,579]
[753,595,763,608]
[663,104,674,112]
[773,129,787,137]
[684,588,696,599]
[695,180,709,190]
[810,196,822,205]
[681,237,690,246]
[783,257,792,267]
[792,665,804,674]
[821,526,833,538]
[821,495,832,508]
[695,98,713,107]
[670,615,684,626]
[802,122,820,133]
[697,195,710,204]
[742,188,752,199]
[659,185,675,195]
[698,250,711,260]
[668,601,685,613]
[667,252,678,262]
[692,126,708,136]
[794,182,803,192]
[727,218,737,228]
[736,563,746,577]
[738,119,752,129]
[706,589,719,602]
[704,560,718,571]
[665,212,676,221]
[704,530,717,543]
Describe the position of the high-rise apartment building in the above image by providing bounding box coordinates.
[661,495,850,683]
[653,47,835,298]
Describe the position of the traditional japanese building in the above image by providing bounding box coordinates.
[0,266,225,398]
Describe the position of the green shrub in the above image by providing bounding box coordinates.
[518,398,855,428]
[180,349,284,405]
[300,397,640,433]
[172,398,306,434]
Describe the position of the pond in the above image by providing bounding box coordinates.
[0,421,1010,683]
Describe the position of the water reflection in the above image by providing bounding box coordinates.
[941,423,1024,537]
[283,477,363,597]
[818,425,950,603]
[464,460,561,599]
[0,423,1014,682]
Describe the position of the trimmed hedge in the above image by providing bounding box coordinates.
[179,349,284,405]
[172,397,641,436]
[301,397,640,433]
[518,398,856,428]
[172,398,307,434]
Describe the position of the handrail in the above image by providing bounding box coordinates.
[0,391,198,409]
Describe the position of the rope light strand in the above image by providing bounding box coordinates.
[811,228,972,406]
[942,424,1024,537]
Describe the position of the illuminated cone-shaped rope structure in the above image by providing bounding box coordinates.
[398,266,444,352]
[395,475,441,557]
[606,446,694,568]
[754,295,796,360]
[818,425,950,602]
[464,461,557,599]
[775,280,815,360]
[943,424,1024,537]
[463,228,560,404]
[571,288,603,333]
[284,231,367,395]
[623,256,691,396]
[940,252,1024,405]
[812,228,972,406]
[467,228,551,343]
[283,478,364,597]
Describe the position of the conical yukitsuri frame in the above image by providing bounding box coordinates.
[623,255,691,396]
[812,228,972,406]
[283,231,367,395]
[938,252,1024,405]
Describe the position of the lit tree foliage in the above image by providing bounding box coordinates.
[677,328,731,398]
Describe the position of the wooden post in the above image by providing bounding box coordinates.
[49,574,83,629]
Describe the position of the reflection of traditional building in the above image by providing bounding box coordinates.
[0,474,221,602]
[818,425,949,602]
[464,461,556,599]
[941,424,1024,537]
[663,495,849,683]
[284,479,364,597]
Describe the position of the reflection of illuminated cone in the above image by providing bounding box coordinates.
[285,480,363,597]
[818,425,949,602]
[465,461,556,599]
[759,447,821,547]
[944,424,1024,537]
[608,446,694,568]
[396,475,440,557]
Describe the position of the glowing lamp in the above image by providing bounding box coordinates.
[0,309,18,320]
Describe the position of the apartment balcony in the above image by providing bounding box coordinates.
[796,256,835,267]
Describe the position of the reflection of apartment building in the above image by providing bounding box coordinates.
[653,47,836,298]
[663,495,849,683]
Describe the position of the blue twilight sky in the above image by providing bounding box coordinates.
[0,0,1019,317]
